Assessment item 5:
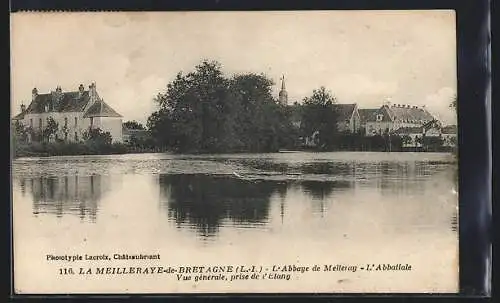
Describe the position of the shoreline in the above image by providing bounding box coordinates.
[13,148,457,161]
[12,139,457,160]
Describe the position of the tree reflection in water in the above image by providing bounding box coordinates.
[159,174,288,237]
[300,180,352,201]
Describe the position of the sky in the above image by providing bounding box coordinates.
[10,11,457,125]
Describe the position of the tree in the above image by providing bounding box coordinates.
[149,60,232,152]
[300,86,339,149]
[123,120,145,130]
[12,121,28,143]
[449,94,457,109]
[147,109,174,148]
[83,127,113,146]
[147,60,296,153]
[415,135,423,147]
[401,134,413,147]
[42,117,59,142]
[229,73,294,151]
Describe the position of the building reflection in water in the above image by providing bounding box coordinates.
[159,174,289,237]
[20,174,110,222]
[364,161,448,196]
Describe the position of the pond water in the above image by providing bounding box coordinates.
[12,152,458,293]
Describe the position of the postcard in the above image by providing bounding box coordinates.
[11,10,458,294]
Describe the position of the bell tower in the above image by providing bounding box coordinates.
[278,75,288,106]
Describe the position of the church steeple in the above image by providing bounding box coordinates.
[278,74,288,106]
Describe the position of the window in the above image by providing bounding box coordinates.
[376,114,383,122]
[39,118,42,129]
[30,119,33,127]
[74,117,78,128]
[64,117,68,127]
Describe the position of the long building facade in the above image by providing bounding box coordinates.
[12,83,123,143]
[359,103,436,136]
[276,76,455,147]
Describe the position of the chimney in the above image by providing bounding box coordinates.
[52,86,63,97]
[87,82,99,107]
[89,82,97,97]
[51,85,64,111]
[20,104,26,113]
[32,87,38,101]
[78,84,85,97]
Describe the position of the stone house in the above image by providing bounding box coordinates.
[12,83,123,143]
[360,103,435,136]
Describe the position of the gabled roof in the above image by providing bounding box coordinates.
[12,112,25,120]
[360,105,435,123]
[333,103,356,121]
[375,105,394,122]
[358,108,379,123]
[386,105,434,122]
[25,91,90,114]
[83,99,122,118]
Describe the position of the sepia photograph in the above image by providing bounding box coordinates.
[11,10,458,294]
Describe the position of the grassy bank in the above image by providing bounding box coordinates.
[12,141,457,159]
[13,141,163,158]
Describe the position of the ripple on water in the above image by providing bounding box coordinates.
[12,152,455,183]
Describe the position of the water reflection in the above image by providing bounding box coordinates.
[300,180,353,201]
[12,153,459,292]
[224,158,447,179]
[159,174,288,237]
[18,175,110,221]
[13,154,456,237]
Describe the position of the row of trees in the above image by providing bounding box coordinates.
[146,60,345,153]
[12,118,59,143]
[13,118,113,146]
